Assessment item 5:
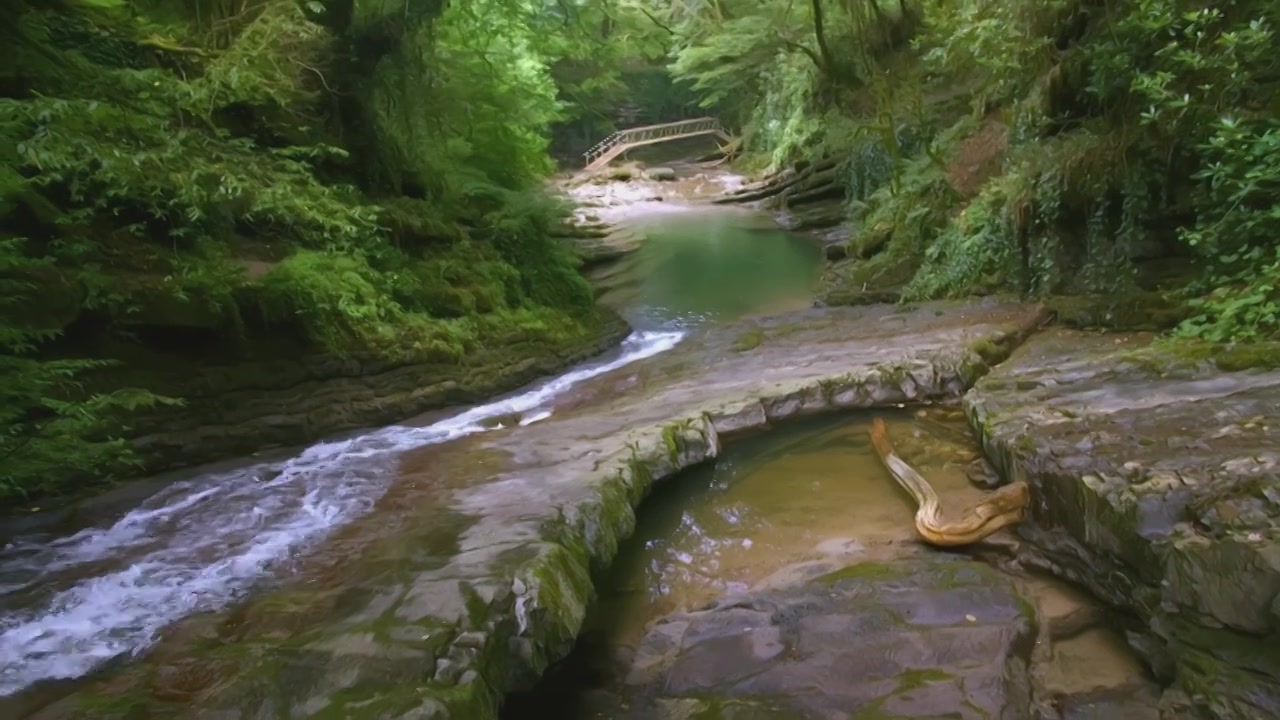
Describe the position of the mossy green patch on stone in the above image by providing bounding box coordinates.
[72,689,178,720]
[875,362,910,389]
[968,338,1006,367]
[684,696,796,720]
[816,562,903,585]
[316,686,440,720]
[662,424,684,464]
[1045,293,1190,332]
[1213,344,1280,371]
[731,328,765,352]
[817,378,842,403]
[896,667,953,691]
[568,472,638,575]
[1128,339,1280,373]
[323,677,501,720]
[1162,338,1280,368]
[626,442,656,496]
[525,541,594,657]
[846,697,908,720]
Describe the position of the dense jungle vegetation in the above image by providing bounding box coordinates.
[711,0,1278,337]
[3,0,1277,501]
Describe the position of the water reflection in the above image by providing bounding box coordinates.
[592,207,823,330]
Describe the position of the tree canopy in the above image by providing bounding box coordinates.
[2,0,1277,500]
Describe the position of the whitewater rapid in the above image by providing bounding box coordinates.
[0,330,683,696]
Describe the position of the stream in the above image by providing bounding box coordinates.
[0,331,682,699]
[591,204,823,329]
[0,201,824,707]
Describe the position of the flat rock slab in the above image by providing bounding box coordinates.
[576,554,1038,720]
[965,330,1280,719]
[38,301,1044,720]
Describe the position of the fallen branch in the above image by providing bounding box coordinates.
[869,417,1029,546]
[715,157,841,205]
[784,181,844,207]
[714,169,805,204]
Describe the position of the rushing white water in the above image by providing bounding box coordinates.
[0,330,683,697]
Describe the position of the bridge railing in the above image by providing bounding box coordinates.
[583,117,726,166]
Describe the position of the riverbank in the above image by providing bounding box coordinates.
[7,158,1278,719]
[0,327,686,712]
[0,307,631,517]
[7,297,1278,719]
[18,301,1044,716]
[3,155,818,714]
[2,0,629,507]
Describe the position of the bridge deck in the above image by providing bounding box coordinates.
[583,117,733,170]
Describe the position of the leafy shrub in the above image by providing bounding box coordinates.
[0,0,618,501]
[1,237,178,500]
[1177,118,1280,341]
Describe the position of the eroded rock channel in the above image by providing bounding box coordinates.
[5,182,1277,719]
[501,407,1154,720]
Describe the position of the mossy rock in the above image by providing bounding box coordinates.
[818,252,918,306]
[730,328,764,352]
[1045,292,1191,331]
[965,329,1280,719]
[1119,339,1280,374]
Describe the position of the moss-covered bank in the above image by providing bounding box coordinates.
[0,0,620,501]
[107,307,630,478]
[700,0,1279,345]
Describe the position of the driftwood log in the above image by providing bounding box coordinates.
[713,157,842,206]
[869,417,1030,546]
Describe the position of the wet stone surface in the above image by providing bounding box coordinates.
[27,301,1045,719]
[966,330,1280,719]
[570,554,1039,720]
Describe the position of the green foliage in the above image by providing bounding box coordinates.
[471,187,595,310]
[0,237,179,500]
[749,52,825,168]
[541,1,681,154]
[666,1,922,169]
[256,250,410,352]
[187,0,333,127]
[366,0,572,192]
[848,151,958,285]
[918,0,1068,114]
[1,0,630,500]
[8,87,382,248]
[1179,245,1280,343]
[904,178,1019,300]
[1176,117,1280,342]
[796,0,1280,340]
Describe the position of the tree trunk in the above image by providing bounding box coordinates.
[810,0,838,77]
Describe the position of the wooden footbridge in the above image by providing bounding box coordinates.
[583,117,733,170]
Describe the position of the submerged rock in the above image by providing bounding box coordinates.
[966,330,1280,718]
[587,554,1038,719]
